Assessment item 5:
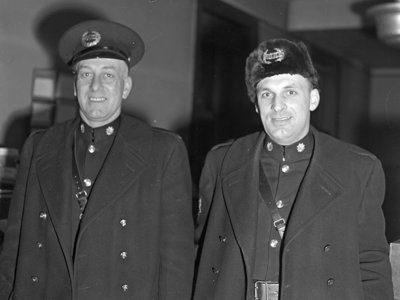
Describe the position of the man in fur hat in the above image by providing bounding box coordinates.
[193,38,393,300]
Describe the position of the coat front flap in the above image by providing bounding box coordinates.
[283,133,344,246]
[36,120,76,275]
[221,133,265,269]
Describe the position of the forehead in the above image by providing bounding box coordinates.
[256,74,310,90]
[75,58,128,71]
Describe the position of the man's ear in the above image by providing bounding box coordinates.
[73,81,77,97]
[309,89,320,111]
[122,76,132,99]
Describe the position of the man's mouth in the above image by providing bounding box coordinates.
[89,97,106,102]
[272,116,291,122]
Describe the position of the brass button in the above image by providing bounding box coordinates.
[212,267,220,275]
[281,165,290,173]
[270,239,279,248]
[120,251,128,259]
[327,278,335,286]
[120,219,127,227]
[83,178,92,187]
[39,212,47,219]
[324,244,331,252]
[276,200,284,208]
[88,145,95,153]
[121,284,128,292]
[31,276,39,283]
[219,235,227,243]
[37,242,43,248]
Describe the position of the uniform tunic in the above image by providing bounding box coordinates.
[72,118,120,254]
[254,132,313,283]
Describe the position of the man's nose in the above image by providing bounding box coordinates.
[271,96,286,112]
[90,75,101,91]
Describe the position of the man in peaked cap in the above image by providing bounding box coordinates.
[0,20,194,300]
[193,38,393,300]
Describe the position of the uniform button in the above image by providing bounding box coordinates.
[212,267,220,275]
[39,212,47,219]
[324,244,331,252]
[270,239,279,248]
[281,165,290,173]
[120,251,128,259]
[327,278,335,286]
[121,284,128,292]
[120,219,127,227]
[83,178,92,187]
[37,242,43,248]
[31,276,39,283]
[219,235,227,243]
[276,200,284,208]
[88,145,96,153]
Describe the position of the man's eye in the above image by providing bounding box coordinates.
[261,92,272,98]
[79,72,92,78]
[286,90,297,96]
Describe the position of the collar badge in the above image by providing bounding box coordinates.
[262,48,285,64]
[81,30,101,48]
[297,143,305,153]
[80,124,85,134]
[106,126,114,136]
[267,142,273,152]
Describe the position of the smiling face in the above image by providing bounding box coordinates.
[256,74,320,146]
[74,58,132,128]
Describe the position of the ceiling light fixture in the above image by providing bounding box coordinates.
[367,0,400,46]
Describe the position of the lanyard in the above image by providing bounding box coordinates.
[259,164,286,238]
[72,144,88,218]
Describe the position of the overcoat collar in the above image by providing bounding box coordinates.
[220,128,344,267]
[35,115,151,275]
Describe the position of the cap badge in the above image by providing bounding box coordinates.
[81,30,101,48]
[262,48,285,64]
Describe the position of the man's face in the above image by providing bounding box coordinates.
[74,58,132,128]
[256,74,320,145]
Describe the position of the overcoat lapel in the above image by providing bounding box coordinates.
[36,119,77,278]
[221,132,266,271]
[77,117,148,235]
[283,130,344,245]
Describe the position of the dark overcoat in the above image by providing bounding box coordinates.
[0,114,194,300]
[193,128,393,300]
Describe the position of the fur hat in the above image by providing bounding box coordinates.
[245,38,319,103]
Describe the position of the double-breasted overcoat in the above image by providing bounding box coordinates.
[0,114,194,300]
[193,128,393,300]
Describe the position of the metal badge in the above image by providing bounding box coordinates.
[81,30,101,48]
[297,142,305,152]
[262,48,285,64]
[106,126,114,136]
[267,142,273,152]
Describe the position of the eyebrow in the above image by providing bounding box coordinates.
[77,64,118,71]
[258,83,300,91]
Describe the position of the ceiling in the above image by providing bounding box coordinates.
[287,0,400,69]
